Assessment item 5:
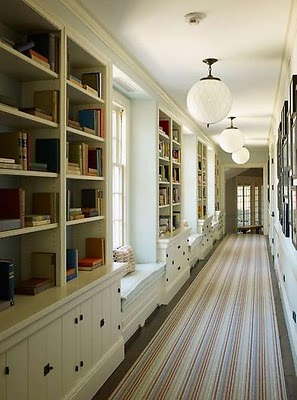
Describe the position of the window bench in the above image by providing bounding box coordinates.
[120,261,166,342]
[237,224,263,234]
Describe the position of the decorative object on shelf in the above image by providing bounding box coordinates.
[231,147,250,164]
[219,116,245,153]
[187,58,232,126]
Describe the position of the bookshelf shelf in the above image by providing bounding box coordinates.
[159,156,170,163]
[66,216,104,226]
[0,40,59,81]
[66,174,104,181]
[159,180,170,185]
[66,126,104,142]
[159,204,170,209]
[0,169,58,178]
[0,103,58,129]
[67,80,105,105]
[0,223,58,239]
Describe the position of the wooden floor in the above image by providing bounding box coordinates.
[93,236,297,400]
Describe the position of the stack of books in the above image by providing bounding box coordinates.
[25,214,51,227]
[0,259,14,307]
[15,278,51,295]
[78,237,105,271]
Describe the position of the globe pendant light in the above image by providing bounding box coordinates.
[219,116,245,153]
[187,58,232,126]
[232,147,250,164]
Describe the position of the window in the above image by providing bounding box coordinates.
[237,183,262,227]
[112,104,126,249]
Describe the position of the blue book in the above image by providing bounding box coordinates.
[66,249,78,269]
[78,109,96,131]
[0,259,14,305]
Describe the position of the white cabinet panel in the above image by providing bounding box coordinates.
[62,298,92,397]
[28,318,62,400]
[1,340,28,400]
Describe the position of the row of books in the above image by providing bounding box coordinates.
[159,165,169,182]
[0,133,59,173]
[66,238,105,281]
[159,188,170,206]
[67,107,104,139]
[159,140,170,159]
[0,188,58,232]
[68,72,102,99]
[20,89,59,123]
[14,32,59,73]
[67,142,103,176]
[172,149,181,163]
[66,188,104,221]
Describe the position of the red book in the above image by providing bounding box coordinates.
[159,120,170,136]
[0,188,25,227]
[24,49,49,63]
[78,257,102,267]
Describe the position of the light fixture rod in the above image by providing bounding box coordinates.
[201,58,220,81]
[227,116,237,129]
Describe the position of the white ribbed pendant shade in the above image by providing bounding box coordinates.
[232,147,250,164]
[187,58,232,125]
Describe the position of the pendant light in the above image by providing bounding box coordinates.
[232,147,250,164]
[219,116,245,153]
[187,58,232,126]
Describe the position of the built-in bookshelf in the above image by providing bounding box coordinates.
[0,2,125,400]
[0,2,108,292]
[215,153,220,211]
[65,36,107,283]
[197,140,207,219]
[158,110,182,237]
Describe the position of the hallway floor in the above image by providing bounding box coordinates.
[94,237,297,399]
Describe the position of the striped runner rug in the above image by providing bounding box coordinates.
[109,234,287,400]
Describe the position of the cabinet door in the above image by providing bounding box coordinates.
[110,281,121,344]
[92,291,103,364]
[79,298,92,378]
[28,318,62,400]
[101,286,112,351]
[62,306,80,396]
[3,340,28,400]
[62,299,92,397]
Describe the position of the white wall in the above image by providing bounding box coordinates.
[269,6,297,373]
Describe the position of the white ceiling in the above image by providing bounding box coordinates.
[74,0,294,148]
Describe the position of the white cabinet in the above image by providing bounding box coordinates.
[62,298,92,396]
[92,282,121,365]
[28,318,62,400]
[157,227,191,304]
[0,340,28,400]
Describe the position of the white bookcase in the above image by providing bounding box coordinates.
[197,140,208,219]
[158,109,182,237]
[215,153,220,211]
[183,135,209,233]
[0,1,124,398]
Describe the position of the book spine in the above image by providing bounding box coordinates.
[0,260,14,304]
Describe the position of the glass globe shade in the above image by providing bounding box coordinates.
[232,147,250,164]
[187,79,232,125]
[219,127,245,153]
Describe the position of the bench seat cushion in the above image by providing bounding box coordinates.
[121,262,165,307]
